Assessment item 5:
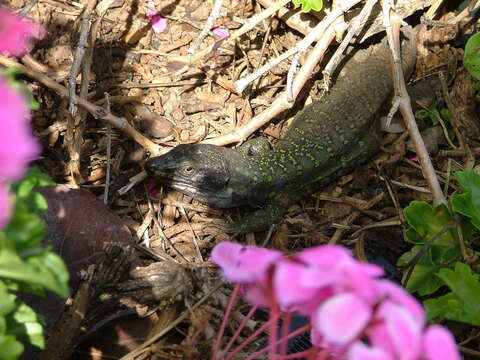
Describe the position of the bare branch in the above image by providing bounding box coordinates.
[235,0,363,94]
[382,7,446,205]
[202,25,337,145]
[187,0,224,54]
[323,0,377,90]
[0,56,161,155]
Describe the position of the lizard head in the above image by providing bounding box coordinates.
[146,144,251,208]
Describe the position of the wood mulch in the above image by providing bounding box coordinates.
[4,0,479,357]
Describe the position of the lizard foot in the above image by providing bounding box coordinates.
[204,221,246,239]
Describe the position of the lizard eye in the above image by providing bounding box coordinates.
[184,165,194,174]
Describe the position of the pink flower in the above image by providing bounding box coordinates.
[422,325,460,360]
[296,244,353,268]
[298,245,384,304]
[210,241,461,360]
[376,280,425,325]
[348,342,394,360]
[369,301,422,360]
[312,293,371,346]
[0,7,44,56]
[274,259,332,314]
[211,242,283,307]
[0,78,40,181]
[146,9,167,33]
[0,185,11,228]
[210,241,282,284]
[212,26,229,38]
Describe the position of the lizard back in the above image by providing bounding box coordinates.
[247,31,417,196]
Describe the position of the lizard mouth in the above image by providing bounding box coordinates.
[146,168,232,207]
[167,177,213,197]
[167,178,234,208]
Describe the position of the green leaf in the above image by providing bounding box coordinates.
[24,252,69,298]
[452,170,480,229]
[5,301,44,349]
[415,107,440,125]
[400,202,460,295]
[464,32,480,80]
[4,168,55,251]
[292,0,323,12]
[398,245,446,295]
[424,293,462,321]
[12,168,54,214]
[0,168,68,359]
[0,335,24,360]
[440,108,453,122]
[4,204,46,251]
[438,262,480,311]
[0,282,16,317]
[424,262,480,325]
[0,234,69,298]
[0,67,24,78]
[404,202,455,244]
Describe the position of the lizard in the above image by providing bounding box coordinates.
[145,28,417,234]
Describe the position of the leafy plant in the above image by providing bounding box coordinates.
[0,168,69,359]
[424,262,480,325]
[415,106,452,126]
[451,170,480,229]
[399,170,480,326]
[398,202,460,295]
[292,0,323,12]
[464,32,480,80]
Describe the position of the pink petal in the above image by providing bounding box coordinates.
[0,78,40,181]
[244,283,269,307]
[0,185,12,228]
[372,301,422,360]
[299,264,343,290]
[310,327,324,347]
[368,322,396,356]
[210,241,283,283]
[212,26,229,38]
[298,244,383,303]
[341,261,383,303]
[376,280,425,326]
[348,342,394,360]
[0,8,44,56]
[422,325,460,360]
[146,9,167,33]
[309,328,344,356]
[274,259,328,314]
[314,293,371,345]
[297,245,352,268]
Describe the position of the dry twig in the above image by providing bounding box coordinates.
[235,0,362,94]
[322,0,377,89]
[203,24,336,146]
[0,56,160,155]
[172,0,291,67]
[65,0,97,185]
[187,0,225,54]
[118,282,223,360]
[381,4,446,205]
